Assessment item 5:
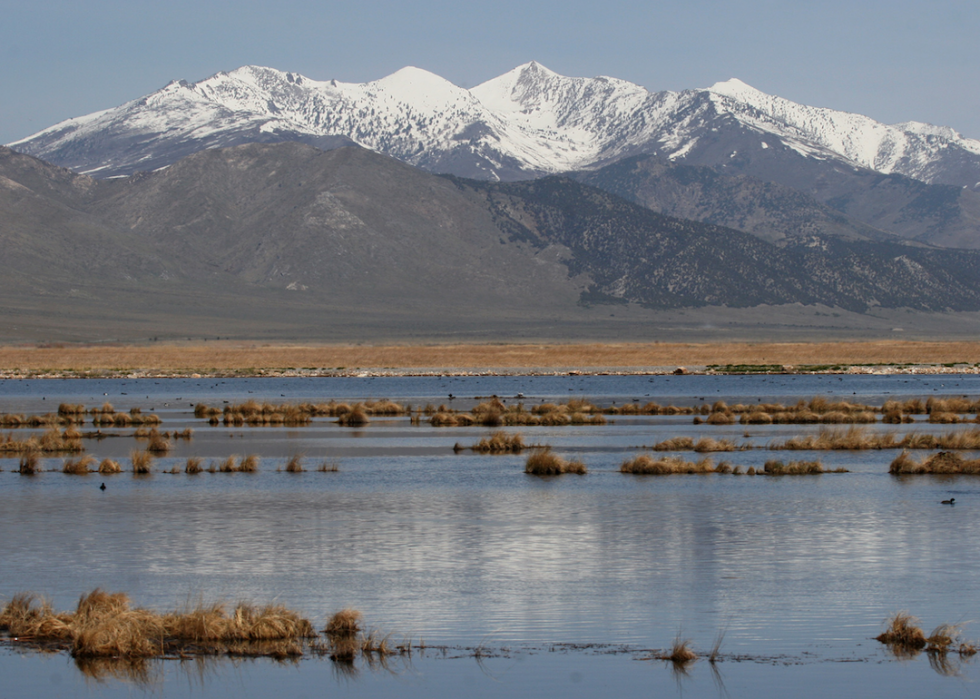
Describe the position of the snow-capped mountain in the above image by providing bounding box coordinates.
[10,62,980,188]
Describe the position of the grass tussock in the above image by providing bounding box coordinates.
[62,455,97,475]
[145,429,171,454]
[889,450,980,474]
[184,457,202,474]
[524,448,587,476]
[0,427,84,455]
[762,459,846,475]
[238,455,259,473]
[657,633,696,665]
[18,451,41,474]
[316,461,340,472]
[926,624,963,654]
[130,450,152,474]
[876,612,927,650]
[337,405,370,427]
[325,609,363,639]
[98,458,121,474]
[621,454,716,475]
[0,590,316,659]
[284,455,305,473]
[469,432,528,453]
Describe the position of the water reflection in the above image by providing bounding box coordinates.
[3,376,980,677]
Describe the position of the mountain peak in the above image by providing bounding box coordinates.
[706,78,767,101]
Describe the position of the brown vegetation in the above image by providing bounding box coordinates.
[889,451,980,474]
[130,450,152,474]
[657,633,696,665]
[524,449,587,475]
[0,427,84,454]
[620,455,716,475]
[876,612,927,651]
[467,432,529,453]
[284,455,304,473]
[762,459,846,475]
[193,399,409,427]
[98,459,121,474]
[62,455,97,475]
[18,451,40,474]
[0,589,315,659]
[3,341,980,376]
[430,398,606,427]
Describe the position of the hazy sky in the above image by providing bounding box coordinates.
[2,0,977,145]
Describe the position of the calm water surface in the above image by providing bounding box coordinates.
[2,375,980,697]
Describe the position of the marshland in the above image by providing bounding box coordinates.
[2,372,980,698]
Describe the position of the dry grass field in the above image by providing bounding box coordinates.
[0,340,978,376]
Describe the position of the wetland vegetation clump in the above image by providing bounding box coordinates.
[620,454,716,475]
[184,457,203,474]
[524,448,587,475]
[649,436,740,452]
[62,455,97,475]
[145,429,172,454]
[324,608,363,662]
[316,461,339,472]
[130,450,152,474]
[337,404,370,427]
[1,427,85,455]
[284,455,305,473]
[468,431,529,453]
[0,589,316,659]
[876,612,927,651]
[429,398,606,428]
[98,458,121,474]
[889,450,980,474]
[194,399,410,428]
[238,455,259,473]
[656,633,696,665]
[762,459,846,475]
[18,451,41,475]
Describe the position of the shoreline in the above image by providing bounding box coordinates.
[0,340,978,379]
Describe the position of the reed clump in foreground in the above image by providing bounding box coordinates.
[524,449,587,475]
[889,451,980,474]
[0,589,316,659]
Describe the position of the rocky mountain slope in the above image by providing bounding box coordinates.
[5,140,980,348]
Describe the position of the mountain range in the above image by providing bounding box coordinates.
[10,62,980,250]
[5,64,980,342]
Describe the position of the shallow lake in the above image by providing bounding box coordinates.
[2,374,980,697]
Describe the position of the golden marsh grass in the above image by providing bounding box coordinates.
[889,451,980,474]
[524,449,587,475]
[0,590,316,659]
[4,340,980,375]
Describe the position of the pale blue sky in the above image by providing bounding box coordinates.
[2,0,977,145]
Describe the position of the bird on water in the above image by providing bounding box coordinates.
[100,483,106,491]
[941,497,955,505]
